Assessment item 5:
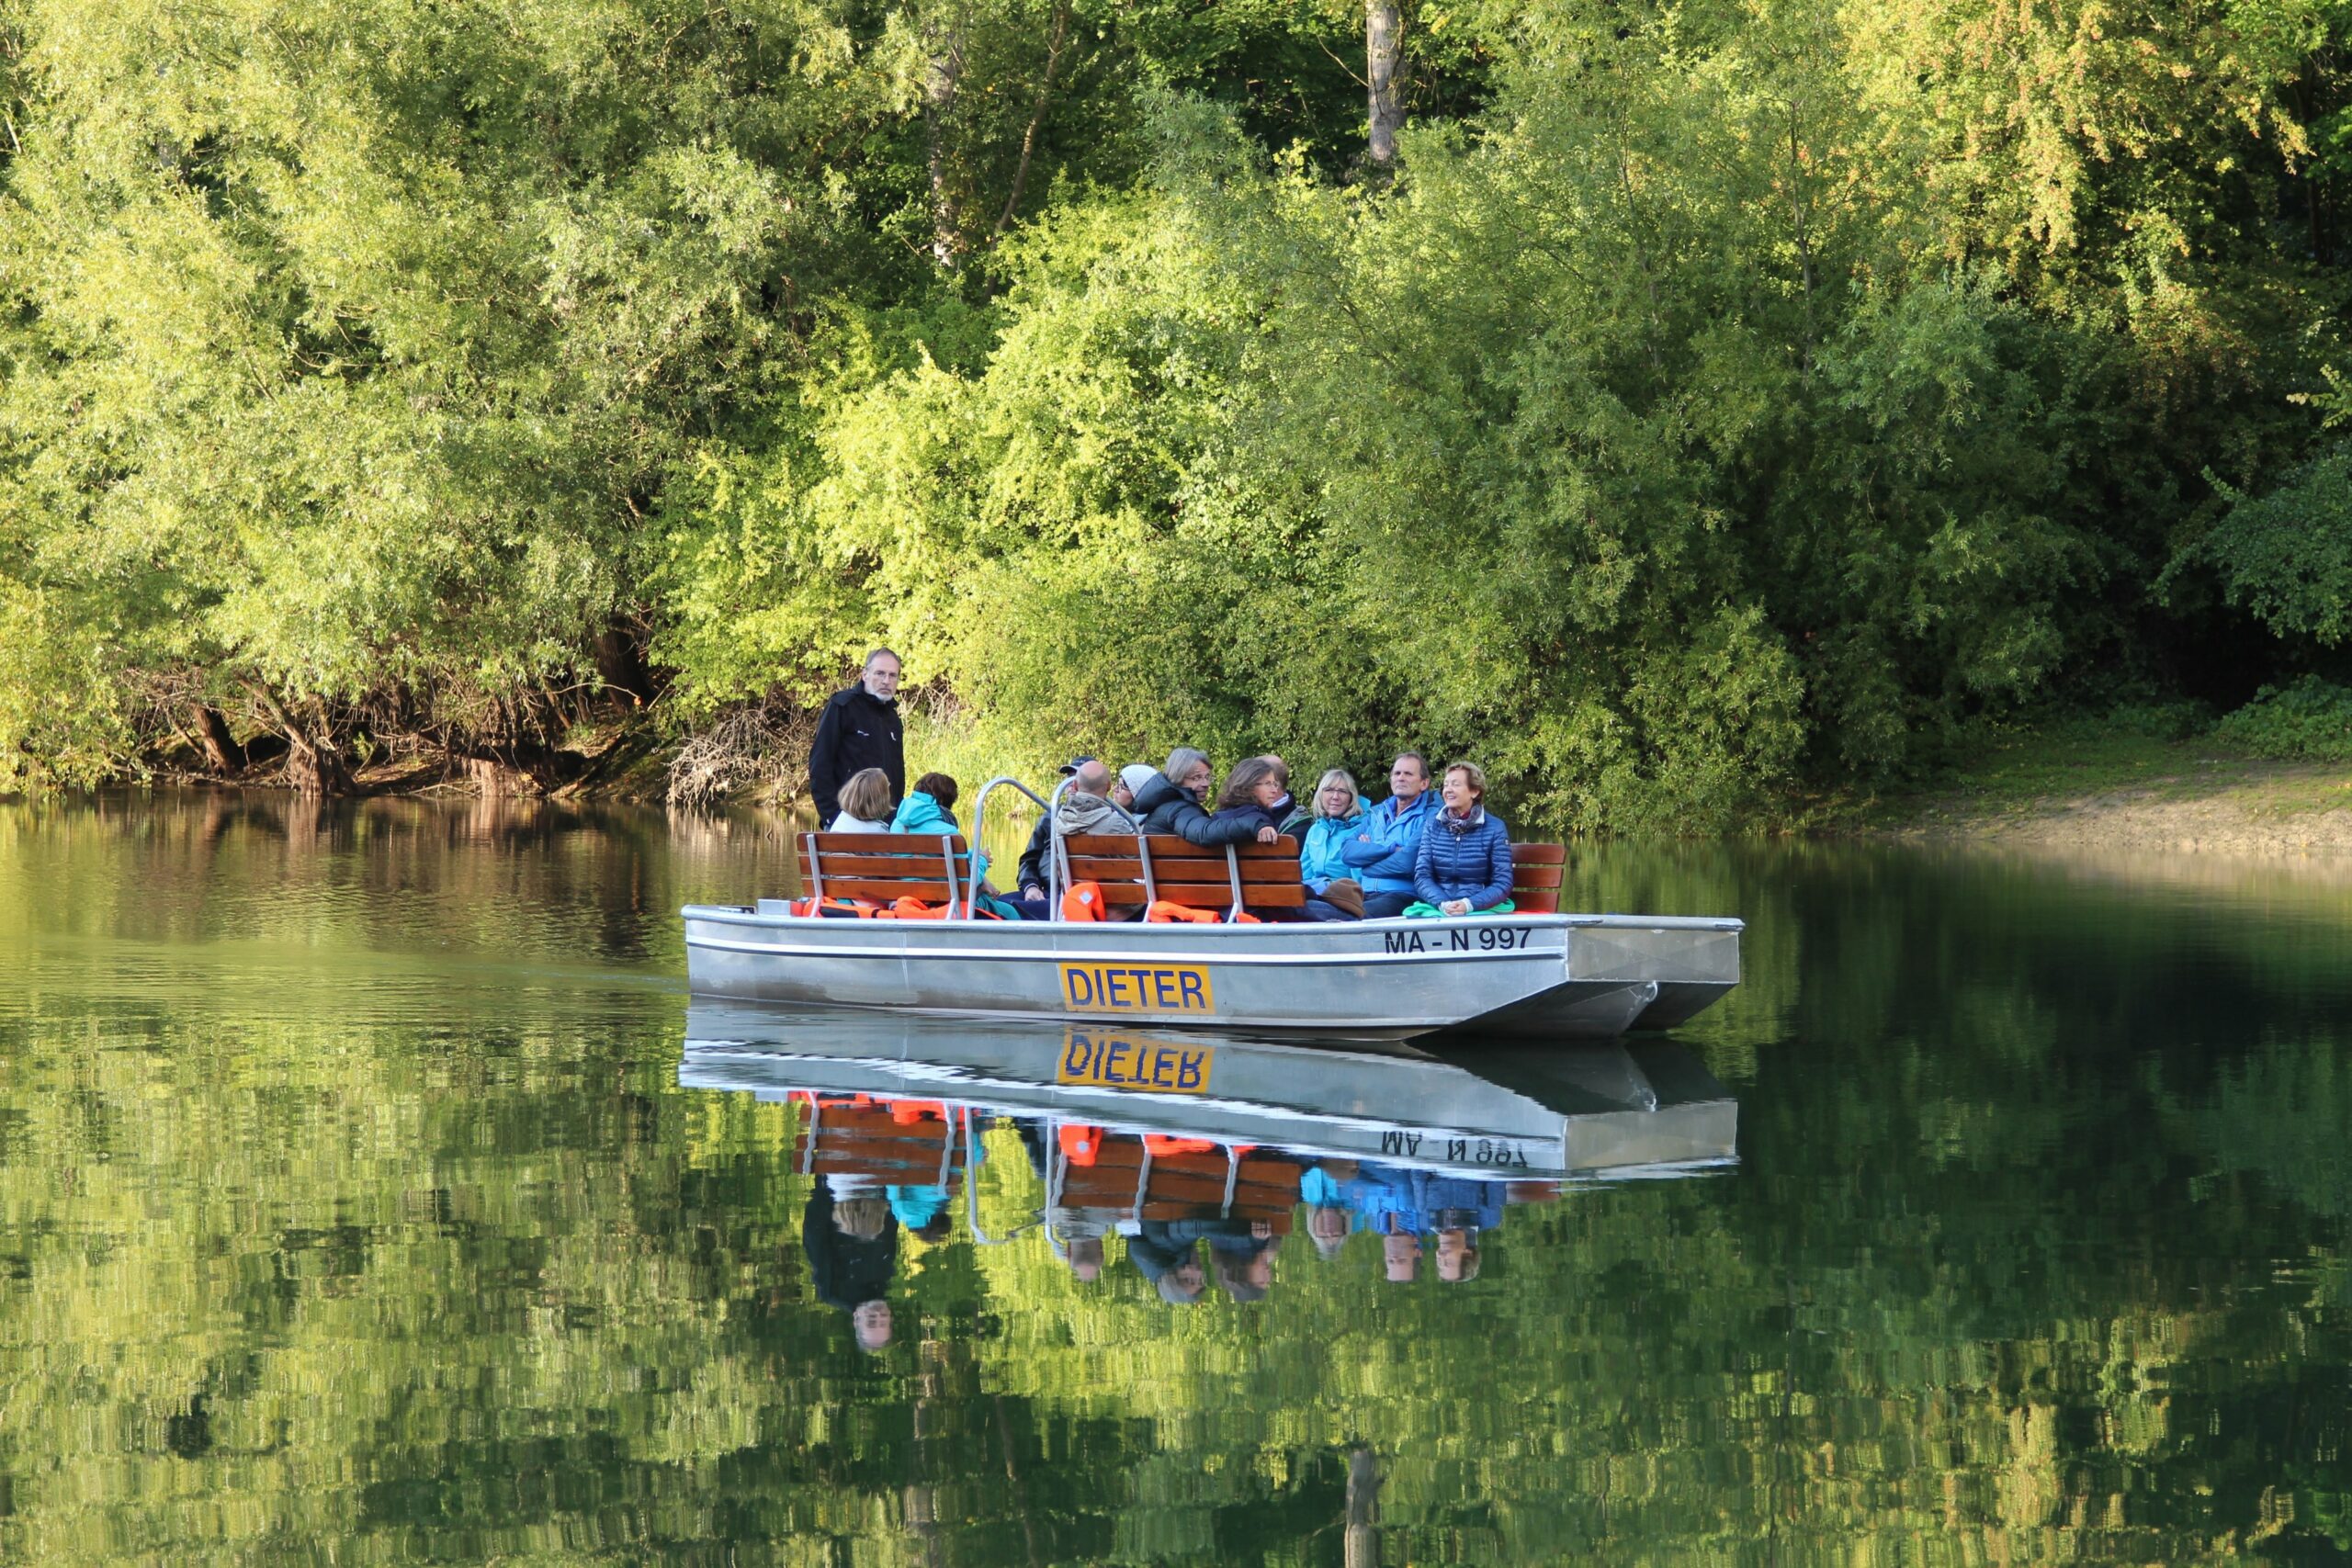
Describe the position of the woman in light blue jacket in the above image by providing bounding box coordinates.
[892,772,1012,913]
[1299,768,1369,920]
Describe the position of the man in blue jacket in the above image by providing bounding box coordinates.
[1340,752,1439,919]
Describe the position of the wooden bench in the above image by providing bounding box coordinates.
[1510,842,1565,913]
[1055,1135,1301,1226]
[796,831,973,910]
[795,829,1563,917]
[788,1094,967,1182]
[1061,833,1305,915]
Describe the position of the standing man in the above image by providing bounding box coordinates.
[808,649,905,826]
[1340,751,1440,919]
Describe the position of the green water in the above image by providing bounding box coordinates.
[4,793,2350,1564]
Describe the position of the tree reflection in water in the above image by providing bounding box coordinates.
[2,795,2350,1563]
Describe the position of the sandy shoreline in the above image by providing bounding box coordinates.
[1883,761,2352,859]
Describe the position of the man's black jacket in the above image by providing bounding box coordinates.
[802,1190,899,1312]
[807,684,904,823]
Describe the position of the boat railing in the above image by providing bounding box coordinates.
[965,774,1056,920]
[1045,773,1077,919]
[964,771,1157,921]
[963,1109,1038,1245]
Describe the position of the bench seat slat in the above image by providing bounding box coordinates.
[808,831,968,852]
[797,852,973,877]
[1068,860,1307,884]
[1063,833,1298,860]
[1510,842,1565,913]
[1114,885,1306,908]
[797,878,976,904]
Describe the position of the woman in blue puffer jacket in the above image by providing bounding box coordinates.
[1414,761,1513,915]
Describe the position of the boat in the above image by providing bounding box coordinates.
[682,775,1742,1040]
[679,1001,1739,1184]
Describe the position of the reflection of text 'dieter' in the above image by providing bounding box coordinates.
[1057,1032,1213,1094]
[1058,964,1214,1014]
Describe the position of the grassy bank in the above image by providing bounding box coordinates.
[1864,707,2352,852]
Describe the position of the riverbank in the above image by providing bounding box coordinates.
[1869,720,2352,855]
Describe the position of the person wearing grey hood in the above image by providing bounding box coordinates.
[1011,758,1139,918]
[1114,763,1155,813]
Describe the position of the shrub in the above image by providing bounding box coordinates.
[2212,678,2352,761]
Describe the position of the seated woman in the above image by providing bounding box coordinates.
[1412,761,1514,916]
[1207,756,1287,838]
[1297,767,1368,920]
[891,771,1021,916]
[1130,749,1280,847]
[829,767,896,833]
[890,771,964,832]
[1209,758,1308,919]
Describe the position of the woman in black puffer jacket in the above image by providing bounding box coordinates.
[1131,748,1279,847]
[1207,757,1288,840]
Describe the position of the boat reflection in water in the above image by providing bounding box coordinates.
[681,1002,1736,1333]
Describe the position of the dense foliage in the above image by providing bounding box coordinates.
[2212,673,2352,758]
[1,0,2347,821]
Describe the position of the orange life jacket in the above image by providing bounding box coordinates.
[791,895,880,918]
[1061,881,1108,921]
[1142,1134,1255,1157]
[889,897,955,919]
[1057,1123,1105,1166]
[1145,900,1219,923]
[1143,1134,1215,1156]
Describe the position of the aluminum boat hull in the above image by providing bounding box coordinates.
[679,1003,1738,1180]
[681,905,1741,1039]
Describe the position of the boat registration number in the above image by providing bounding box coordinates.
[1058,963,1214,1014]
[1057,1030,1214,1094]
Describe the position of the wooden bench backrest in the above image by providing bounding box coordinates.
[1061,833,1306,909]
[1510,842,1565,914]
[1057,1140,1302,1222]
[790,1098,965,1180]
[797,831,972,906]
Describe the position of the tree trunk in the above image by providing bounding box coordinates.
[282,737,352,796]
[593,618,653,708]
[991,0,1072,240]
[188,704,244,774]
[459,754,546,797]
[922,12,966,270]
[1366,0,1404,170]
[1345,1447,1382,1568]
[248,684,352,796]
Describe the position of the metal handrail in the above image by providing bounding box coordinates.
[962,1108,1036,1245]
[965,770,1149,920]
[936,832,963,920]
[964,775,1052,919]
[1131,1145,1155,1221]
[962,1109,1000,1242]
[1045,773,1077,919]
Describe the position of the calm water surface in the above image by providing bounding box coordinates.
[3,792,2349,1564]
